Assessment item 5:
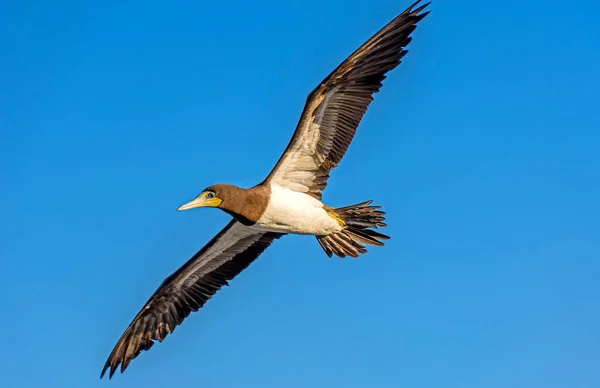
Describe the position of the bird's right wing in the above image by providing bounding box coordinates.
[264,1,430,199]
[101,220,283,379]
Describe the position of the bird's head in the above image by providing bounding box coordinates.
[177,184,241,211]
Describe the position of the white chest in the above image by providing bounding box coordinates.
[256,185,342,235]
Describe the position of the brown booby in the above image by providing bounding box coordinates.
[102,1,429,378]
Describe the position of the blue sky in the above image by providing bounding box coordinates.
[2,0,600,387]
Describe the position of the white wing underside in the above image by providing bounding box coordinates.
[268,87,340,194]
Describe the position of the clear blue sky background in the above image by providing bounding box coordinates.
[2,1,599,387]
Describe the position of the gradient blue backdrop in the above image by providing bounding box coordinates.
[2,1,599,387]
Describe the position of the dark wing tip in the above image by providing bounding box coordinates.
[408,0,431,14]
[100,311,167,379]
[100,363,108,379]
[100,347,124,379]
[100,332,157,379]
[404,1,431,24]
[100,355,117,379]
[99,358,118,379]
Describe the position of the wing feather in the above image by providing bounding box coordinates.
[265,1,430,199]
[101,220,283,378]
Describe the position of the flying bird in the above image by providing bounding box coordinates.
[102,1,429,379]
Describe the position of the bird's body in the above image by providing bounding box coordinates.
[256,184,342,235]
[102,1,430,379]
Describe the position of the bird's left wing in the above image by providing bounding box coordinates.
[101,220,283,379]
[264,1,430,199]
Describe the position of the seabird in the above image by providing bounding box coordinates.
[102,1,429,378]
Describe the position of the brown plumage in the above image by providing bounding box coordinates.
[202,184,270,225]
[101,1,429,379]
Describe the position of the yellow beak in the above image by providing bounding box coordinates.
[177,193,222,211]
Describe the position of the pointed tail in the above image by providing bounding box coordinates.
[316,201,389,258]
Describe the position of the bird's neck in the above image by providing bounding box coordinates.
[220,185,270,226]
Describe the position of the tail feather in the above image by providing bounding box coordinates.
[316,201,389,258]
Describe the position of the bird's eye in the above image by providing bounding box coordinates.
[206,192,215,199]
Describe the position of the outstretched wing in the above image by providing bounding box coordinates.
[101,220,283,378]
[265,1,430,199]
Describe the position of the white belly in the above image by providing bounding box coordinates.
[255,184,343,235]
